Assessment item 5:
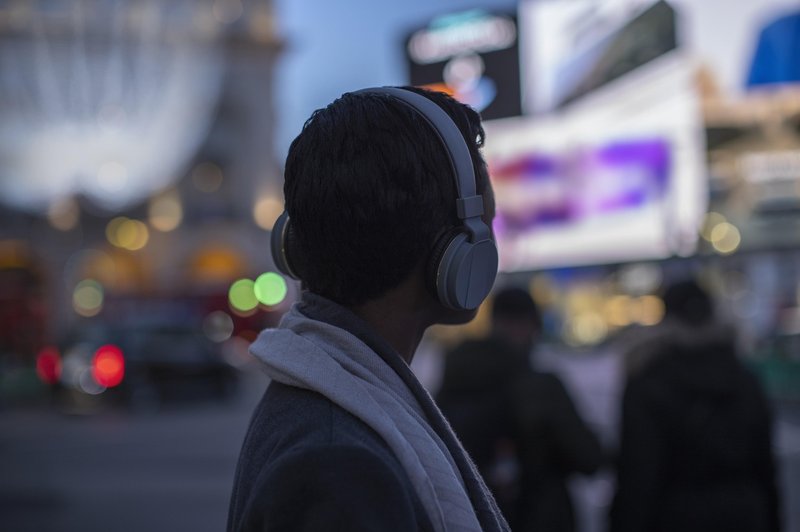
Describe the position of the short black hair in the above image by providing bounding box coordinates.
[662,279,714,325]
[491,287,541,329]
[283,87,489,306]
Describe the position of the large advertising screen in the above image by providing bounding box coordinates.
[525,0,677,115]
[486,0,706,272]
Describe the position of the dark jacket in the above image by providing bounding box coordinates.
[227,381,434,532]
[437,336,603,532]
[436,336,529,480]
[511,370,604,532]
[610,325,781,532]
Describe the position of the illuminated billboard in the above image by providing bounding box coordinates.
[486,0,708,271]
[524,0,677,114]
[405,9,522,120]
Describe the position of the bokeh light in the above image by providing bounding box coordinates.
[603,295,633,328]
[116,219,149,250]
[73,279,104,317]
[254,272,287,306]
[106,217,150,251]
[79,369,106,395]
[228,278,258,312]
[634,295,665,326]
[253,195,283,230]
[563,312,608,347]
[105,217,125,245]
[618,263,663,295]
[203,310,235,343]
[189,246,247,285]
[92,344,125,388]
[148,189,183,232]
[710,222,742,255]
[36,347,62,385]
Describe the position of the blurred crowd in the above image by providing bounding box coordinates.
[436,281,783,532]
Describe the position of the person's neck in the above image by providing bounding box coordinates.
[349,281,433,365]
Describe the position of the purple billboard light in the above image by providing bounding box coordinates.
[490,138,671,236]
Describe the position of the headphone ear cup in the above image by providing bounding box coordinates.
[426,227,463,302]
[270,211,300,280]
[437,233,499,311]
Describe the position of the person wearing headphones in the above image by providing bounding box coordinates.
[227,87,508,532]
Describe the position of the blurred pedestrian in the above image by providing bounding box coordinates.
[610,279,781,532]
[227,87,508,532]
[437,287,603,532]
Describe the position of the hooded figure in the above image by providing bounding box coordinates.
[610,280,781,532]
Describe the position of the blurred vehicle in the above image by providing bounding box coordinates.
[43,320,239,412]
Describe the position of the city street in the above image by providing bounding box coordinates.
[1,2,799,532]
[0,368,268,532]
[2,353,798,532]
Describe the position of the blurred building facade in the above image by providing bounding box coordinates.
[0,0,285,362]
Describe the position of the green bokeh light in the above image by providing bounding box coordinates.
[73,279,104,316]
[254,272,288,306]
[228,279,258,312]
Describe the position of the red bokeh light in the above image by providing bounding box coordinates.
[36,347,61,385]
[92,344,125,388]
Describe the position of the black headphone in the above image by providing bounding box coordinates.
[270,87,498,311]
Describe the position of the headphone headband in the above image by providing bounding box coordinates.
[354,87,485,223]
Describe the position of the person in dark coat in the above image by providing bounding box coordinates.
[227,87,509,532]
[610,279,782,532]
[437,287,603,532]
